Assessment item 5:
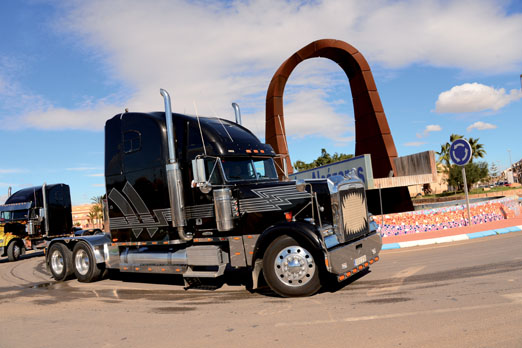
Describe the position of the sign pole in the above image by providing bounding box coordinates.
[461,167,472,226]
[450,138,473,227]
[378,183,384,227]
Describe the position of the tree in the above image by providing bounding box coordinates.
[489,162,499,183]
[436,134,463,167]
[90,195,104,228]
[88,211,96,227]
[447,161,489,191]
[436,134,487,166]
[437,135,489,191]
[293,149,353,172]
[468,137,486,161]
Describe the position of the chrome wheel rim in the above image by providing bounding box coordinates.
[274,245,315,287]
[14,244,21,259]
[75,249,90,276]
[50,250,64,274]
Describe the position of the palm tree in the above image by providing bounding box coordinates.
[436,134,485,166]
[436,142,451,167]
[468,137,486,162]
[88,211,96,228]
[90,195,104,228]
[436,134,463,167]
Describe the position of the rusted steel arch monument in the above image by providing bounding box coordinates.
[265,39,413,213]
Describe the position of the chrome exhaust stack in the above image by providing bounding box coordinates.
[232,102,242,125]
[41,183,50,235]
[7,186,11,198]
[160,89,191,241]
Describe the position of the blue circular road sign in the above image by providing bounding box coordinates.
[450,139,472,166]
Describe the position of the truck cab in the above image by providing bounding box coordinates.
[0,184,72,261]
[46,90,381,297]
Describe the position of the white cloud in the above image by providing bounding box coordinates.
[66,167,101,171]
[435,83,522,113]
[467,121,497,132]
[0,169,25,174]
[87,173,104,177]
[284,89,354,143]
[16,104,121,131]
[3,0,522,135]
[404,141,426,147]
[416,124,442,138]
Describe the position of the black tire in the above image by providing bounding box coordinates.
[48,243,73,281]
[7,240,24,261]
[72,241,103,282]
[263,235,321,297]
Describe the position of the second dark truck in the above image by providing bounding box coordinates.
[1,184,72,261]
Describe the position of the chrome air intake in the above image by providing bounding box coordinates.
[213,188,234,231]
[160,89,191,241]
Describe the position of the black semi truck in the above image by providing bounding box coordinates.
[1,184,72,261]
[46,89,381,297]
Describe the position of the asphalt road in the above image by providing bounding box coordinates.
[1,232,521,348]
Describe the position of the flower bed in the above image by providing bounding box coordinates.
[377,196,520,237]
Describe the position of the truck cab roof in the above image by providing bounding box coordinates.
[107,111,275,157]
[105,112,276,177]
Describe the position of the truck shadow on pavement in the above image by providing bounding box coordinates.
[100,266,371,297]
[0,251,44,264]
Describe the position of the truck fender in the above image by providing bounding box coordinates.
[47,234,112,265]
[250,221,324,289]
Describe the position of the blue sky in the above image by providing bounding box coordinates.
[1,0,521,204]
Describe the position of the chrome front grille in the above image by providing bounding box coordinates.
[333,185,369,243]
[340,187,368,235]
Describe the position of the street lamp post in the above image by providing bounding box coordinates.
[508,149,513,183]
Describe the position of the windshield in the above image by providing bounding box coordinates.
[0,210,27,221]
[222,157,278,182]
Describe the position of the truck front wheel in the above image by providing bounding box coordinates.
[72,242,103,282]
[263,235,321,297]
[7,240,24,261]
[48,243,73,281]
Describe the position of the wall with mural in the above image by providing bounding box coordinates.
[377,196,520,237]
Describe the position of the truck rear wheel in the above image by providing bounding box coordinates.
[48,243,73,281]
[7,240,24,261]
[263,235,321,297]
[72,241,103,282]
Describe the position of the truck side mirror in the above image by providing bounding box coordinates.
[192,158,212,194]
[39,208,46,222]
[295,179,306,192]
[192,158,207,184]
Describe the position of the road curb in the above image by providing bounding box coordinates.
[382,225,522,250]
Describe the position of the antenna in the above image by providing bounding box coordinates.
[277,114,290,176]
[211,107,234,142]
[193,101,207,156]
[218,118,234,142]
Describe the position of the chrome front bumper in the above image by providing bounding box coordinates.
[325,232,382,277]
